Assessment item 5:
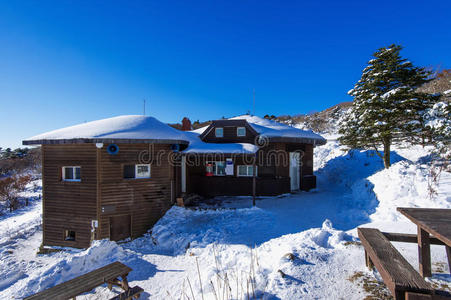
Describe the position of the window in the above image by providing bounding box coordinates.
[215,127,224,137]
[136,164,151,178]
[62,166,81,181]
[124,164,151,179]
[237,127,246,137]
[206,161,226,176]
[64,230,76,241]
[237,165,257,177]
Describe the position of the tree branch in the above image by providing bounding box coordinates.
[372,144,383,159]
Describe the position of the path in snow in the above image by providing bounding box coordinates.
[0,142,450,299]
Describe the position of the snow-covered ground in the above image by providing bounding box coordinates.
[0,138,450,299]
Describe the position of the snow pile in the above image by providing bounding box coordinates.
[368,159,451,227]
[150,206,274,255]
[10,240,127,299]
[315,138,451,231]
[23,115,189,143]
[146,216,359,299]
[1,131,451,299]
[315,143,403,191]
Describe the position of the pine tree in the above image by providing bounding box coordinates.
[339,44,439,168]
[424,101,451,161]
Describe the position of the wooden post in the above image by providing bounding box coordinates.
[121,274,129,291]
[418,227,432,277]
[252,153,256,206]
[405,292,432,300]
[364,250,374,270]
[446,246,451,273]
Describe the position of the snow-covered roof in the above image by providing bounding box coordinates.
[191,126,209,134]
[196,115,327,145]
[23,114,326,151]
[182,132,258,154]
[23,115,190,145]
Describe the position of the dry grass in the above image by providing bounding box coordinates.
[432,262,448,274]
[182,246,265,300]
[343,241,362,247]
[348,271,392,300]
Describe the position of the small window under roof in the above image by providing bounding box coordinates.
[237,127,246,137]
[215,127,224,137]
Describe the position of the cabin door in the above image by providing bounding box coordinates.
[289,152,300,191]
[109,215,131,241]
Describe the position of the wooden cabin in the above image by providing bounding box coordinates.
[180,115,326,197]
[23,115,189,248]
[23,114,326,248]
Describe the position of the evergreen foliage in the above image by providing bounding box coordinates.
[339,44,441,168]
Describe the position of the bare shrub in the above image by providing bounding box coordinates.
[0,147,41,176]
[0,174,32,212]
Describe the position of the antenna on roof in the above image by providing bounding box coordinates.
[143,98,146,115]
[252,88,255,116]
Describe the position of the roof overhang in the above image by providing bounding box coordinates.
[23,138,190,146]
[266,136,327,146]
[182,151,257,155]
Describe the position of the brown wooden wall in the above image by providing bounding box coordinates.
[98,143,175,241]
[42,144,97,248]
[42,143,176,248]
[202,121,257,144]
[185,142,316,196]
[41,140,316,247]
[190,176,290,197]
[301,144,314,176]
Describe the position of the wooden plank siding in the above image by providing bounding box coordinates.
[201,120,257,144]
[42,144,97,248]
[98,143,175,241]
[42,143,177,248]
[184,142,315,196]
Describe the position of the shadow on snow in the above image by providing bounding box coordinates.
[131,149,406,255]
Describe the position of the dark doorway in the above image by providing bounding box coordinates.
[109,215,131,241]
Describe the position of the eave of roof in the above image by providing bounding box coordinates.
[266,136,327,145]
[23,138,190,145]
[22,115,191,145]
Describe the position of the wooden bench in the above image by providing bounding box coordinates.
[24,262,132,300]
[358,228,434,300]
[110,286,144,300]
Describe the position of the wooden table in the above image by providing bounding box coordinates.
[397,207,451,278]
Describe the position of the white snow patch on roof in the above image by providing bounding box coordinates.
[182,132,258,154]
[229,115,326,142]
[190,126,209,134]
[24,115,189,143]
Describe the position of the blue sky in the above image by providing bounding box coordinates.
[0,1,450,148]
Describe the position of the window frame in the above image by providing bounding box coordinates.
[215,127,224,137]
[135,164,151,179]
[237,165,257,177]
[206,161,226,176]
[237,127,246,137]
[62,166,81,182]
[123,164,151,179]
